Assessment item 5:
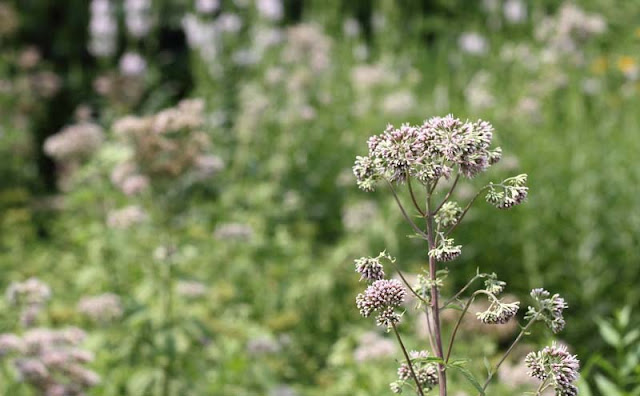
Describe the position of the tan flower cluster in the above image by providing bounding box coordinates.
[112,99,219,184]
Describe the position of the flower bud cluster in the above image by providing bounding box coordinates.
[356,279,406,330]
[525,288,568,333]
[484,273,506,295]
[0,327,99,395]
[355,251,394,282]
[485,174,528,209]
[428,238,462,262]
[434,201,462,228]
[6,278,51,327]
[476,299,520,324]
[353,115,503,191]
[77,293,123,323]
[525,342,579,396]
[390,350,439,394]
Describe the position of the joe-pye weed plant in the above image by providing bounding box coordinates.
[352,115,579,395]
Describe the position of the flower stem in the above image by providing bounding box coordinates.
[445,296,475,363]
[480,318,536,394]
[432,173,460,215]
[426,191,447,396]
[387,181,429,240]
[444,185,490,237]
[408,177,427,217]
[392,323,425,396]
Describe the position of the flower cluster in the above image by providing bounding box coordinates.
[428,238,462,262]
[390,350,439,394]
[353,115,503,191]
[0,327,100,395]
[434,201,462,228]
[112,99,220,185]
[525,288,568,333]
[525,342,579,396]
[355,251,393,282]
[485,174,529,209]
[106,205,147,229]
[484,273,506,295]
[476,299,520,325]
[356,279,406,330]
[6,278,51,327]
[43,122,104,162]
[77,293,123,323]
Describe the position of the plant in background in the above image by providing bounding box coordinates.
[578,306,640,396]
[352,115,577,395]
[0,280,101,395]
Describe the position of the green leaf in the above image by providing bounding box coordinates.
[594,374,624,396]
[483,357,492,376]
[577,377,593,396]
[450,365,484,395]
[413,356,445,364]
[618,306,632,328]
[623,329,640,346]
[447,358,469,367]
[597,319,622,347]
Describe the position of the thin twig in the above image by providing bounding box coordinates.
[440,274,483,311]
[387,181,429,240]
[444,185,490,237]
[432,173,460,215]
[390,261,428,306]
[480,318,537,393]
[408,177,427,217]
[423,306,438,356]
[445,295,475,363]
[425,193,447,396]
[393,323,426,396]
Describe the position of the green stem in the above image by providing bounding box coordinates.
[392,323,426,396]
[480,318,537,394]
[432,173,460,215]
[440,273,483,311]
[387,181,429,240]
[444,185,490,237]
[445,296,475,363]
[426,191,447,396]
[408,177,427,217]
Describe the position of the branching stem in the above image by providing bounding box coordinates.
[432,174,460,215]
[479,317,538,394]
[392,323,426,396]
[387,181,430,240]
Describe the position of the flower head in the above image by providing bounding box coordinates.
[355,251,393,282]
[392,350,439,393]
[526,288,568,333]
[476,300,520,325]
[428,238,462,262]
[525,342,579,396]
[356,279,406,318]
[353,115,503,191]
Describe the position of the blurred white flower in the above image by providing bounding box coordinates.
[119,52,147,77]
[503,0,527,24]
[458,32,488,55]
[195,0,219,14]
[256,0,283,21]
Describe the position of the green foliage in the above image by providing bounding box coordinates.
[1,0,639,395]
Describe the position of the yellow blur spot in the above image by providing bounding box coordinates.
[591,57,608,74]
[617,56,637,74]
[635,27,640,38]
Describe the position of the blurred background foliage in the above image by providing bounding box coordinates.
[1,0,639,395]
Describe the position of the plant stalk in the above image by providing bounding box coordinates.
[426,192,447,396]
[393,323,426,396]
